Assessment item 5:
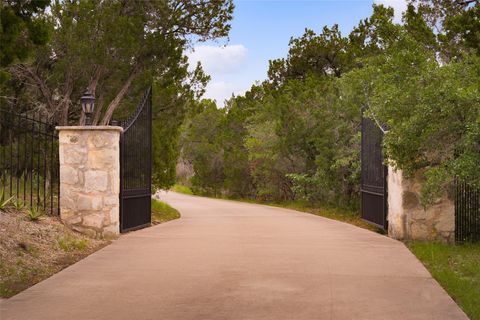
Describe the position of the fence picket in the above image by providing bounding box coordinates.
[455,178,480,243]
[0,108,59,215]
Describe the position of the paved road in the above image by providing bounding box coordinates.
[1,192,467,320]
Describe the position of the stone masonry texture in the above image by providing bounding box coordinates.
[57,126,122,238]
[387,166,455,243]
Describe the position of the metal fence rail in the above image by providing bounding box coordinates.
[0,108,59,215]
[455,178,480,243]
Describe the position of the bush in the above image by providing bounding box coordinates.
[57,236,88,252]
[0,190,13,211]
[26,207,43,221]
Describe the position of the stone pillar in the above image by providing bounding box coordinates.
[57,126,122,238]
[387,166,455,243]
[387,167,407,240]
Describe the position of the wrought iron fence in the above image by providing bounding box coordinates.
[455,178,480,243]
[0,108,59,215]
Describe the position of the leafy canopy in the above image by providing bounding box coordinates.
[179,1,480,207]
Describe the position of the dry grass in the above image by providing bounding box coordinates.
[0,208,108,298]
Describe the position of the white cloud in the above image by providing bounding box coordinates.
[374,0,408,22]
[203,81,248,106]
[187,44,248,74]
[187,44,249,107]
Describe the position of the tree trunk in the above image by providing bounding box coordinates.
[100,64,140,125]
[58,67,74,125]
[13,65,55,118]
[92,93,105,125]
[79,66,104,125]
[88,65,104,96]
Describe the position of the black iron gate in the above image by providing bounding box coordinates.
[361,116,388,229]
[119,88,152,232]
[0,108,59,215]
[455,179,480,243]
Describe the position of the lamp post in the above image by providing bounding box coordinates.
[81,90,95,125]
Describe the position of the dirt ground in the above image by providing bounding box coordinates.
[0,208,109,298]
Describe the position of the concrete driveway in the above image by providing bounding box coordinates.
[0,192,467,320]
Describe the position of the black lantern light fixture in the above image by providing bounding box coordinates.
[81,90,95,125]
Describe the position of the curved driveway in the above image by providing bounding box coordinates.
[1,192,467,320]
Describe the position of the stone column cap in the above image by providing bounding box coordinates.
[56,126,123,132]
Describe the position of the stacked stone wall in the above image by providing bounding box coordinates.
[57,126,122,238]
[387,167,455,243]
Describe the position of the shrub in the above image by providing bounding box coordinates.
[0,190,13,211]
[57,236,88,252]
[11,198,25,211]
[27,207,43,221]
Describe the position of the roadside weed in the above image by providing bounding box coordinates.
[11,198,25,211]
[0,190,14,211]
[27,207,43,221]
[57,236,88,252]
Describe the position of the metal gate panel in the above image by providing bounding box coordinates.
[119,88,152,232]
[361,116,388,229]
[455,179,480,243]
[0,109,60,216]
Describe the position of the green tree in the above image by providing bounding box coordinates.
[267,24,351,88]
[2,0,234,191]
[0,0,51,68]
[410,0,480,60]
[180,100,226,196]
[221,89,260,197]
[152,63,210,190]
[180,2,479,208]
[340,2,480,204]
[4,0,233,125]
[371,50,480,204]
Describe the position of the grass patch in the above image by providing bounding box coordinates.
[26,206,44,222]
[0,260,50,298]
[151,198,180,224]
[170,185,382,233]
[408,242,480,320]
[248,200,383,233]
[171,188,382,234]
[170,184,194,195]
[57,236,88,252]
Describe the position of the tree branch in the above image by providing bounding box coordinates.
[100,63,141,125]
[11,64,55,115]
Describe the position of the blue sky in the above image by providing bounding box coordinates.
[187,0,407,106]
